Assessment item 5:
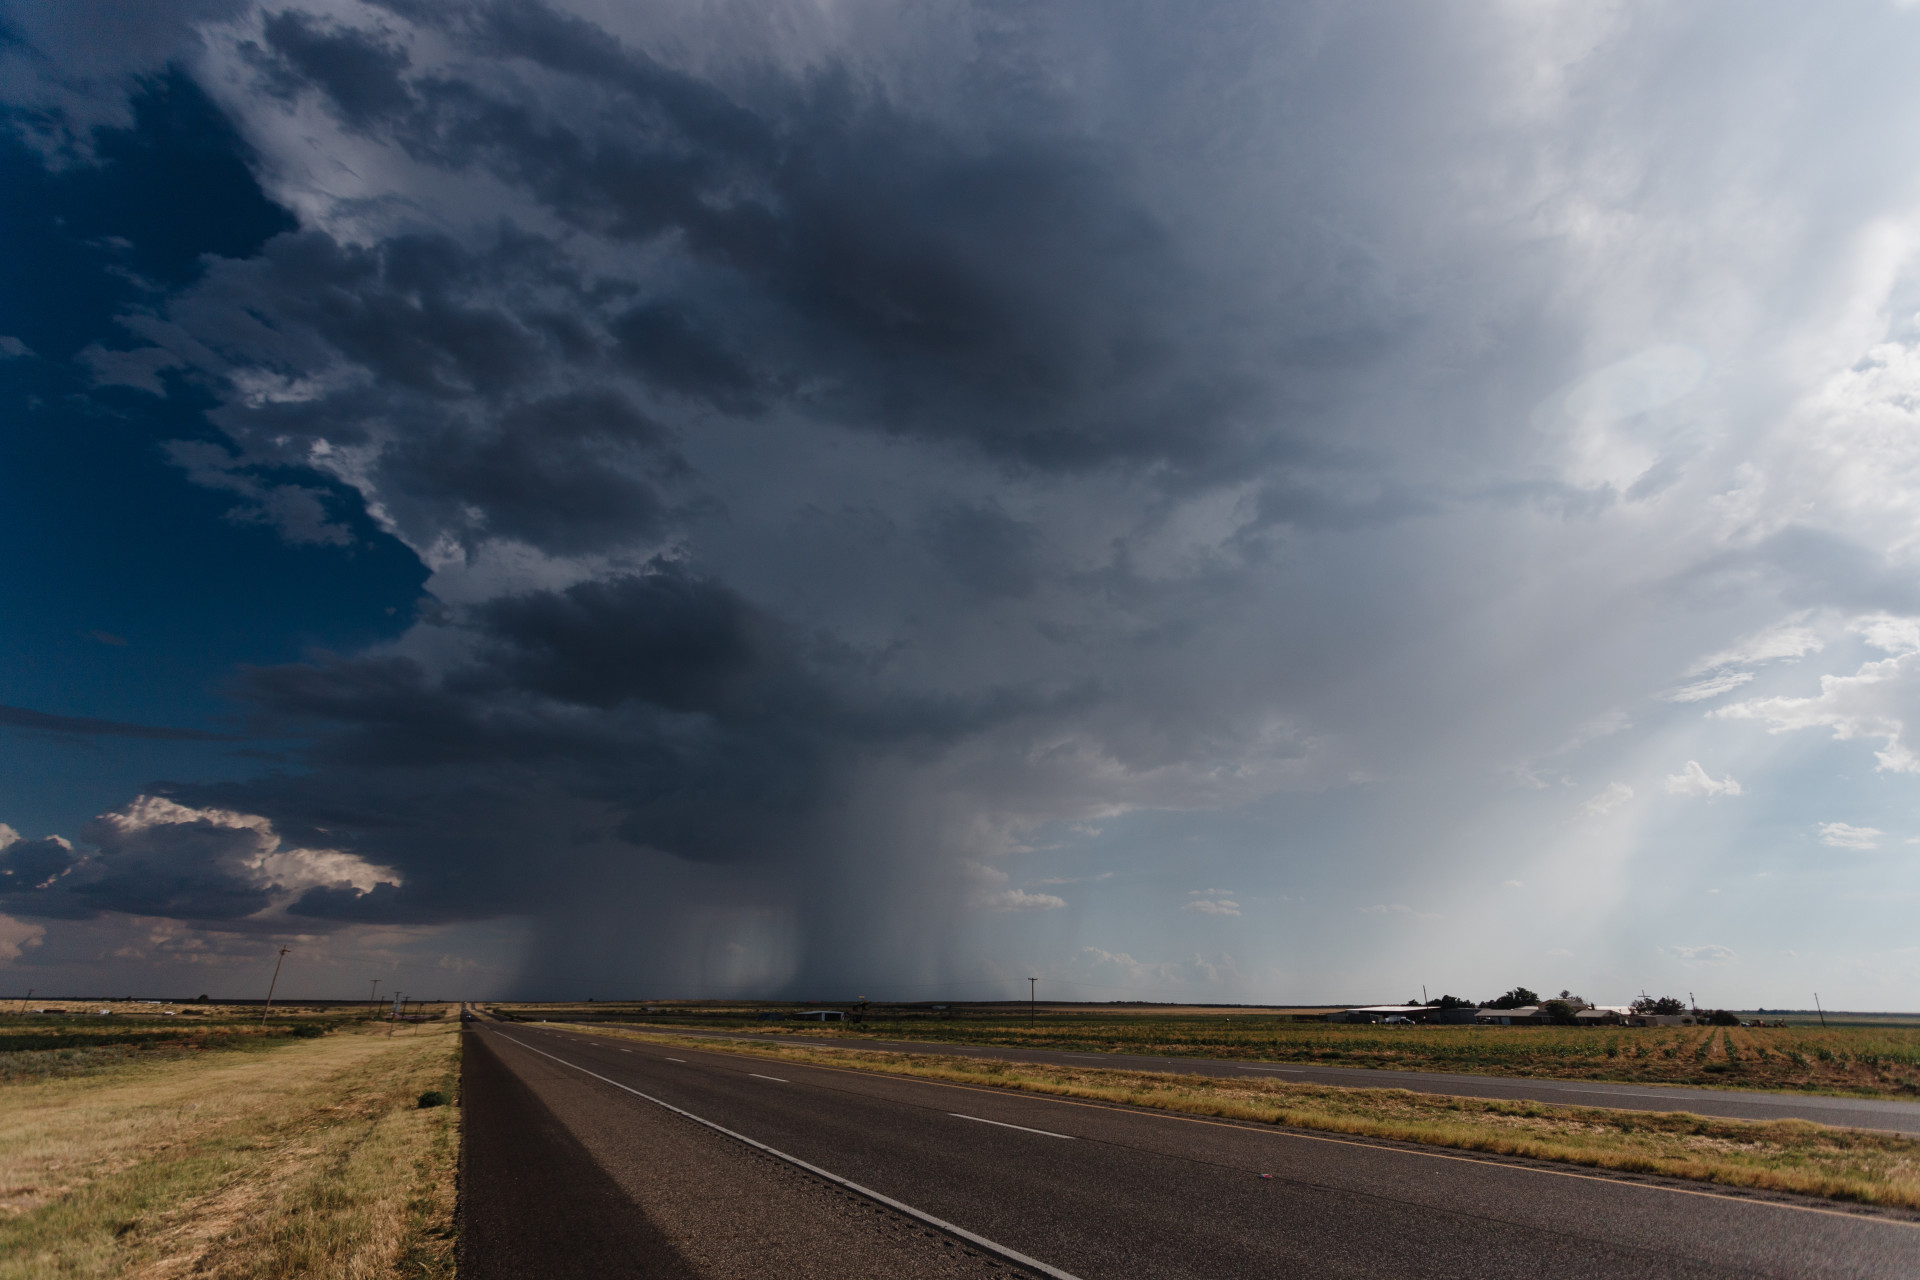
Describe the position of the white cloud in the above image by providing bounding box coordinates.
[1082,947,1178,984]
[1664,944,1737,964]
[0,823,17,850]
[1360,903,1438,919]
[1553,709,1632,755]
[96,796,400,895]
[1819,822,1883,850]
[1188,888,1237,895]
[1661,671,1756,703]
[1183,898,1241,916]
[0,336,32,359]
[0,914,45,963]
[1685,614,1824,676]
[983,889,1067,911]
[962,860,1065,911]
[1576,781,1634,818]
[1664,761,1742,798]
[1502,879,1523,887]
[1715,618,1920,772]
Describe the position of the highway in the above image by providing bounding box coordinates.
[461,1020,1920,1279]
[538,1021,1920,1136]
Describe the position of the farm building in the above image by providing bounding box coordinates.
[1474,1005,1548,1025]
[1326,1005,1435,1023]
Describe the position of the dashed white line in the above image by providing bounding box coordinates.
[495,1035,1086,1280]
[751,1073,790,1083]
[950,1113,1076,1140]
[665,1057,686,1063]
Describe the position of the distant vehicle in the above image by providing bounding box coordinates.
[1381,1015,1414,1025]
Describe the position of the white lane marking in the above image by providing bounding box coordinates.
[495,1035,1086,1280]
[751,1073,789,1082]
[665,1057,686,1063]
[950,1113,1076,1140]
[621,1049,633,1053]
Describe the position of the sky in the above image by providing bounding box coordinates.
[3,2,1920,1008]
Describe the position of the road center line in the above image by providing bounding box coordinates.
[494,1034,1086,1280]
[950,1113,1076,1139]
[751,1073,789,1082]
[665,1057,685,1062]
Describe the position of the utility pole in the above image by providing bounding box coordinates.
[368,979,381,1020]
[260,947,291,1025]
[1422,984,1428,1005]
[1814,993,1827,1028]
[1029,977,1037,1021]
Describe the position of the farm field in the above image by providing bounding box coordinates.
[0,1007,458,1280]
[497,1002,1920,1099]
[0,1003,375,1084]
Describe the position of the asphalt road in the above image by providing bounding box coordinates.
[556,1021,1920,1137]
[468,1021,1920,1280]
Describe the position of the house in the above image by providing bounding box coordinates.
[1474,1005,1548,1025]
[792,1009,847,1022]
[1574,1006,1633,1026]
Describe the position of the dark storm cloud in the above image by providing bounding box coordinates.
[235,0,1267,474]
[472,566,791,714]
[255,9,414,130]
[187,552,1105,936]
[131,224,696,554]
[0,810,270,922]
[385,390,683,553]
[0,704,236,741]
[0,837,79,893]
[920,502,1040,599]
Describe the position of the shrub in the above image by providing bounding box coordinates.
[1486,987,1541,1010]
[417,1090,448,1108]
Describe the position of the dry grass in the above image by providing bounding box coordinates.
[582,1027,1920,1210]
[613,1016,1920,1098]
[0,1018,459,1279]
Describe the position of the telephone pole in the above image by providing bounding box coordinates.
[1814,993,1827,1028]
[368,979,381,1019]
[1029,977,1037,1021]
[260,946,291,1025]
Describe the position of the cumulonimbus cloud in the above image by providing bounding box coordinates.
[13,1,1920,999]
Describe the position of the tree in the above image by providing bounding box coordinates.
[1631,995,1686,1015]
[1708,1008,1741,1026]
[1486,986,1540,1010]
[1425,994,1475,1009]
[1541,999,1579,1025]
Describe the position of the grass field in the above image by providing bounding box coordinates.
[0,1009,459,1279]
[0,1004,364,1085]
[570,1025,1920,1210]
[498,1003,1920,1099]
